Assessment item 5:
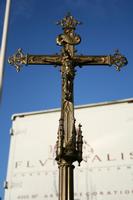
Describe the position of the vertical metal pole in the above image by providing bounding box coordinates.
[59,161,75,200]
[0,0,11,100]
[56,14,83,200]
[57,61,76,200]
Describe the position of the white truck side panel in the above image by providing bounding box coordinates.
[4,99,133,200]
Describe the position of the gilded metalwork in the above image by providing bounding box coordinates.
[27,55,61,66]
[8,13,128,200]
[56,12,81,30]
[8,48,27,72]
[110,49,128,71]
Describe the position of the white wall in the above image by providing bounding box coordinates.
[4,99,133,200]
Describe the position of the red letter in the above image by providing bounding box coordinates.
[107,154,116,161]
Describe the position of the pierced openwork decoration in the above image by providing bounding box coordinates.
[8,15,128,165]
[8,14,128,200]
[8,48,27,72]
[56,12,81,30]
[111,49,128,71]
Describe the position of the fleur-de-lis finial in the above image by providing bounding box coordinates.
[8,48,27,72]
[111,49,128,71]
[56,12,81,30]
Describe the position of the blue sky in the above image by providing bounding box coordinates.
[0,0,133,198]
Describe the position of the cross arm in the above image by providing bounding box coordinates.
[8,48,61,72]
[74,50,128,71]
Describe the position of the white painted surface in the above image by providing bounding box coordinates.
[0,0,11,99]
[4,99,133,200]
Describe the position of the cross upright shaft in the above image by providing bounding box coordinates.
[8,13,128,200]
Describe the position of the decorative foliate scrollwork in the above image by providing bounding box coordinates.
[8,14,128,166]
[56,33,81,46]
[8,48,27,72]
[111,50,128,71]
[56,12,81,30]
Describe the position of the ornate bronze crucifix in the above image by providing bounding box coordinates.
[8,13,127,200]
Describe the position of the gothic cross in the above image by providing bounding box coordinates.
[8,13,127,200]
